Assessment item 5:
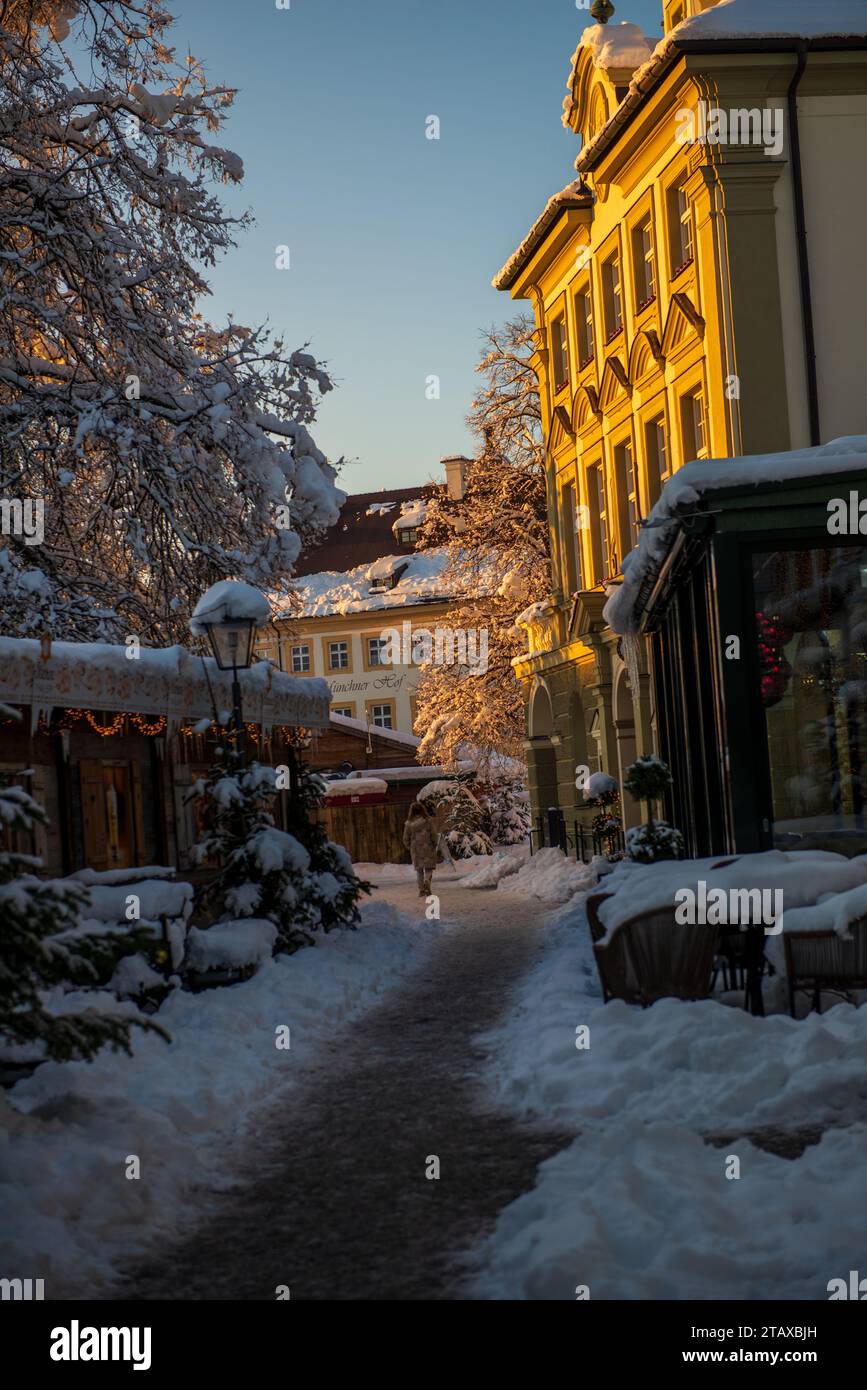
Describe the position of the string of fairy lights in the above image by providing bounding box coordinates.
[0,705,310,746]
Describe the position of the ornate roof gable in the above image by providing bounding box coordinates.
[562,17,653,145]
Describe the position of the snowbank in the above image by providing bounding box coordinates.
[184,920,277,971]
[469,886,867,1299]
[496,847,601,905]
[461,846,530,889]
[470,1119,867,1301]
[0,899,440,1297]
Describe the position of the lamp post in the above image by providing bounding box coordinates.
[190,581,270,763]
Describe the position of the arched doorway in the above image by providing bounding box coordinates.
[527,679,559,825]
[614,667,641,829]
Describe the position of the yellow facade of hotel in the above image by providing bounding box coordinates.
[496,0,867,830]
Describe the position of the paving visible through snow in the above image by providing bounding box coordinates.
[122,875,566,1301]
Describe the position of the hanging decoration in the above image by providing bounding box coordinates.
[756,612,792,708]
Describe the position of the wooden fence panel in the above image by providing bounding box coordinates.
[313,802,409,865]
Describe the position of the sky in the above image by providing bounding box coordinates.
[166,0,665,494]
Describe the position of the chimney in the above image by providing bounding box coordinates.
[442,454,471,501]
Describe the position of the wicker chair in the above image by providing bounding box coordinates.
[586,892,642,1004]
[783,919,867,1016]
[592,899,719,1007]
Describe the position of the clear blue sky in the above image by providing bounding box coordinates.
[169,0,665,492]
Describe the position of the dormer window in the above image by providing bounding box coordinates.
[367,558,409,594]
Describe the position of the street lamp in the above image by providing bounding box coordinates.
[190,581,270,761]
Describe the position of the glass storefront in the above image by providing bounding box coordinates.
[752,543,867,856]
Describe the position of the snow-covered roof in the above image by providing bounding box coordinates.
[324,776,388,798]
[577,1,867,172]
[391,498,428,533]
[493,179,592,291]
[328,712,420,748]
[0,637,331,733]
[561,22,653,130]
[604,435,867,636]
[284,547,453,617]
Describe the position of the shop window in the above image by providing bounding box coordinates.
[551,314,569,393]
[753,544,867,853]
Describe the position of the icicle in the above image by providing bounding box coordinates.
[621,630,643,701]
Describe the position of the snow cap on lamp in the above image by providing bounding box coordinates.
[190,580,270,670]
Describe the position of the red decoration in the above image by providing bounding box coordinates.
[756,612,792,708]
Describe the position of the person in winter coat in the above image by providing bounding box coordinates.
[403,801,439,897]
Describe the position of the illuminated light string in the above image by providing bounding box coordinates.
[1,706,307,742]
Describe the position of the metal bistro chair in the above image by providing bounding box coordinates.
[783,917,867,1017]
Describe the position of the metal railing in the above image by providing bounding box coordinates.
[529,808,625,863]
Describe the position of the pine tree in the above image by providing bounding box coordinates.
[418,781,492,859]
[0,2,343,642]
[413,316,549,772]
[0,770,165,1061]
[477,780,531,846]
[193,742,369,955]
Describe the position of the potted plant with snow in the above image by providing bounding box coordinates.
[581,771,623,858]
[622,755,684,864]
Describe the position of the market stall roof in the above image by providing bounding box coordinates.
[0,637,330,734]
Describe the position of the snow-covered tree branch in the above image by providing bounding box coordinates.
[0,0,344,641]
[413,315,549,770]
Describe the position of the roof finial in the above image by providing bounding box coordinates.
[590,0,615,23]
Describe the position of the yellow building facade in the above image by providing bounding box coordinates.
[495,0,867,833]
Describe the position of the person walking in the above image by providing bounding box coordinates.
[403,800,439,898]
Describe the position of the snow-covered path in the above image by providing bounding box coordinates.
[122,875,566,1300]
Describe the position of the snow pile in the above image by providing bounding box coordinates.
[580,21,651,71]
[606,436,867,634]
[461,845,530,889]
[496,847,599,905]
[0,898,440,1296]
[469,887,867,1299]
[596,849,867,940]
[184,920,277,971]
[81,878,193,929]
[471,1119,867,1301]
[324,777,388,798]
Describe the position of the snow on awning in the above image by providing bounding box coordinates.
[0,637,331,735]
[604,435,867,636]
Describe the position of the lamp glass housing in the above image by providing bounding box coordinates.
[205,619,257,671]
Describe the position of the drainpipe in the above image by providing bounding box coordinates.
[787,44,821,446]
